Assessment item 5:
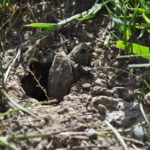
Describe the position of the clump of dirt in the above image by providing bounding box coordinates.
[1,0,150,150]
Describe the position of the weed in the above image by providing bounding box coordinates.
[25,0,150,65]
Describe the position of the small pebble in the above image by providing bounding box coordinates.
[85,128,97,138]
[96,104,107,114]
[85,114,93,122]
[92,96,111,106]
[92,86,105,95]
[92,52,98,58]
[91,96,109,114]
[131,125,145,141]
[144,93,150,101]
[82,83,91,90]
[95,78,102,85]
[104,89,114,96]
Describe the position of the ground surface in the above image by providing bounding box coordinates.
[0,1,150,150]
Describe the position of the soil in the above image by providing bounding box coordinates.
[0,0,150,150]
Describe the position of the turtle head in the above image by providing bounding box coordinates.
[69,43,91,65]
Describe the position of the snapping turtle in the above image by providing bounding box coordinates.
[48,43,91,100]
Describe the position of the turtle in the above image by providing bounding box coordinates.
[48,43,91,100]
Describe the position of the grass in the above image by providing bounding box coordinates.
[25,0,150,68]
[25,0,110,29]
[108,0,150,67]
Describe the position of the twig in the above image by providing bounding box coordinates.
[27,69,49,100]
[72,145,108,149]
[123,136,145,146]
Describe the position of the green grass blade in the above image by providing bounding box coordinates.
[77,1,107,21]
[25,0,110,29]
[128,63,150,68]
[116,40,150,60]
[118,25,132,41]
[136,23,150,30]
[142,13,150,23]
[130,8,150,14]
[0,137,18,150]
[25,23,59,30]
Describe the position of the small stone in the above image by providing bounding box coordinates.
[95,78,101,84]
[104,89,114,96]
[92,86,106,95]
[92,52,97,58]
[113,93,119,98]
[94,78,107,87]
[12,31,18,37]
[92,96,111,106]
[84,114,93,122]
[144,93,150,102]
[91,96,119,112]
[79,94,91,101]
[131,125,145,141]
[91,96,110,114]
[86,128,97,138]
[135,81,141,88]
[113,61,119,66]
[96,104,107,114]
[113,87,134,100]
[82,83,91,90]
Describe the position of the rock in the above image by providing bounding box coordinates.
[113,87,134,101]
[131,125,145,141]
[104,89,114,96]
[85,128,97,138]
[82,83,91,90]
[94,78,102,85]
[92,86,106,95]
[144,92,150,104]
[94,78,106,86]
[84,113,93,122]
[91,96,110,114]
[91,96,118,108]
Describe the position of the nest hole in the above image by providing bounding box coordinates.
[21,62,51,101]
